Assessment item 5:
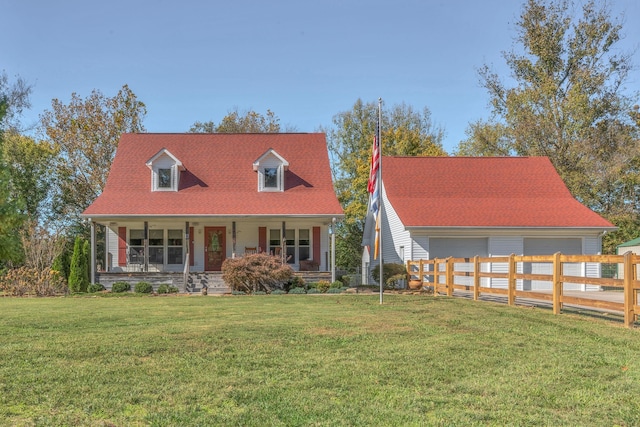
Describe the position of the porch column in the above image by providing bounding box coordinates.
[144,221,149,272]
[90,221,96,284]
[331,218,336,283]
[232,221,237,258]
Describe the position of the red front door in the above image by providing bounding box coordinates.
[204,227,226,271]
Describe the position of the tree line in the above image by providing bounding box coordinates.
[0,0,638,280]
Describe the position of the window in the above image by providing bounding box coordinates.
[129,229,144,263]
[264,167,278,188]
[158,168,172,188]
[167,229,183,264]
[269,229,281,255]
[299,229,310,261]
[149,229,164,264]
[285,229,295,264]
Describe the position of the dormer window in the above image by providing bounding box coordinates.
[253,148,289,192]
[146,148,184,192]
[158,168,172,188]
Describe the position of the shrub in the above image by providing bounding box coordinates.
[371,263,407,286]
[88,283,105,293]
[0,267,67,296]
[288,287,306,294]
[327,287,343,294]
[222,253,294,293]
[330,281,343,289]
[306,288,320,294]
[316,280,331,293]
[111,281,131,293]
[252,290,267,295]
[271,289,286,295]
[134,281,153,294]
[285,275,305,292]
[157,284,179,294]
[68,237,89,293]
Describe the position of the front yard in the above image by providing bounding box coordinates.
[1,294,639,426]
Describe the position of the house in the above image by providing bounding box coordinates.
[362,156,616,291]
[82,133,344,292]
[617,237,640,279]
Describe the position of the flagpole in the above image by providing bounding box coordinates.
[378,98,383,305]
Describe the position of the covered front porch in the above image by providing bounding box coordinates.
[88,216,338,285]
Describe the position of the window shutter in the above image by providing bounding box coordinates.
[313,227,321,266]
[189,227,194,266]
[118,227,127,266]
[259,227,267,253]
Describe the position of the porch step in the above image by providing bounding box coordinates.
[187,272,231,294]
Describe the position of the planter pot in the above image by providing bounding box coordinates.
[408,280,422,290]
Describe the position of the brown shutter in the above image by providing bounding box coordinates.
[189,227,195,266]
[313,226,321,265]
[259,227,267,253]
[118,227,127,266]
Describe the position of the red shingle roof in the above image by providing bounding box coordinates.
[82,133,343,217]
[382,156,614,228]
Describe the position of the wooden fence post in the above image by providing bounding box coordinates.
[473,256,480,301]
[623,251,635,328]
[446,257,454,296]
[419,260,424,284]
[434,259,440,296]
[552,252,562,315]
[508,254,516,306]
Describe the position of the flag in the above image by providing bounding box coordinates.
[373,210,380,260]
[368,132,380,220]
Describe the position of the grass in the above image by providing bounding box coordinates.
[1,294,640,426]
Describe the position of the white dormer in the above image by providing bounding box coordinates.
[146,148,185,192]
[253,148,289,192]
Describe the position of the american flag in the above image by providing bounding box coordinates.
[368,133,380,220]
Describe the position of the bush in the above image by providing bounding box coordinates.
[111,281,131,293]
[134,281,153,293]
[371,263,407,286]
[68,237,89,293]
[327,288,343,294]
[252,290,267,295]
[315,280,331,293]
[330,281,343,289]
[157,284,179,294]
[288,287,306,294]
[88,283,105,293]
[306,288,320,294]
[271,289,286,295]
[0,267,67,296]
[285,275,305,292]
[222,253,294,293]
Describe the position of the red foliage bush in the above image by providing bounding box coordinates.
[221,253,293,293]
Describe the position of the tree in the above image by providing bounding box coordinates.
[2,132,58,222]
[0,98,26,266]
[456,0,640,252]
[40,84,146,224]
[68,236,88,293]
[326,99,446,270]
[0,70,32,132]
[189,108,295,133]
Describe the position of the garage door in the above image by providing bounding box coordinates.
[430,238,488,286]
[523,238,581,290]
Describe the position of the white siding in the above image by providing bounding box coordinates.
[107,227,118,270]
[429,238,488,287]
[489,236,523,289]
[411,233,429,261]
[523,238,581,291]
[583,237,601,291]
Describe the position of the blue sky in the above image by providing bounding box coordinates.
[4,0,640,153]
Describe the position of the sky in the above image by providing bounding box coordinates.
[4,0,640,153]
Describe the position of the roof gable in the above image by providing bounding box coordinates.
[252,148,289,171]
[381,156,614,229]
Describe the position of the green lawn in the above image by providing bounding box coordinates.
[1,294,639,426]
